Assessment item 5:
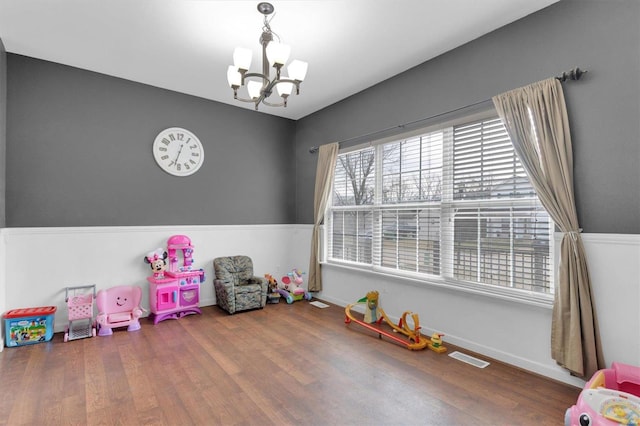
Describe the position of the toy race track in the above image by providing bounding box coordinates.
[344,301,430,351]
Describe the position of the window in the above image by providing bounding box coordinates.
[327,114,553,298]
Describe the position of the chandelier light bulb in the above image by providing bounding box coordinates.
[287,60,308,82]
[276,80,294,97]
[233,47,252,71]
[226,66,241,87]
[266,41,291,67]
[247,80,263,100]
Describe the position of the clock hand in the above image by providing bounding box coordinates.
[174,144,184,164]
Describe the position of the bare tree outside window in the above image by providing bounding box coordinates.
[333,148,375,206]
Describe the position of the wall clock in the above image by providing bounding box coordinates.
[152,127,204,177]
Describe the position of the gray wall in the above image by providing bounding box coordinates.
[6,55,296,227]
[4,0,640,233]
[294,0,640,234]
[0,39,6,227]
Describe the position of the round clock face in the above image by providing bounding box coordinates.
[152,127,204,177]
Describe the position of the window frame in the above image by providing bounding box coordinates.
[323,109,555,307]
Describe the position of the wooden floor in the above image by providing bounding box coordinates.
[0,300,580,425]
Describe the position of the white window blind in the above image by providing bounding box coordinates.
[452,118,535,200]
[444,118,551,292]
[329,147,375,264]
[327,114,553,296]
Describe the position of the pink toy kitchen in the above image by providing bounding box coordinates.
[146,235,205,324]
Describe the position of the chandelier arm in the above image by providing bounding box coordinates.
[234,96,263,104]
[270,78,299,85]
[267,78,301,96]
[243,72,270,84]
[262,99,286,107]
[265,78,300,92]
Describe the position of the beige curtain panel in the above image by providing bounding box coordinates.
[492,78,604,379]
[308,143,339,292]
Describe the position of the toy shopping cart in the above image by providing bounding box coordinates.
[64,285,97,342]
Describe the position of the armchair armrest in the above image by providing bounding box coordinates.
[214,279,234,291]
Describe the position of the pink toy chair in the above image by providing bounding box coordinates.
[96,285,144,336]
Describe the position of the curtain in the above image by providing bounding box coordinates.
[307,143,339,292]
[492,78,604,379]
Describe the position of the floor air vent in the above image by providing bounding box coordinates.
[448,351,490,368]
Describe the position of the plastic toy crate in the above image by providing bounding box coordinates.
[4,306,57,347]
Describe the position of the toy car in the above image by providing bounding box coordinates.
[565,362,640,425]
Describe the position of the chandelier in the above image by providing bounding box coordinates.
[226,2,308,110]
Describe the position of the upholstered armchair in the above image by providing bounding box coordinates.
[213,256,267,314]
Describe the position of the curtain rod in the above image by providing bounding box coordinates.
[309,67,587,154]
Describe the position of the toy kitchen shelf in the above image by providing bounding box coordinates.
[146,235,204,324]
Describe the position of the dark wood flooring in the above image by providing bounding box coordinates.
[0,300,580,425]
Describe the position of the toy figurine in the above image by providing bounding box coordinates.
[144,248,168,278]
[265,274,279,293]
[361,290,382,324]
[264,274,281,303]
[428,332,447,353]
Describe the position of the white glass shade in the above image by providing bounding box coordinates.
[227,66,241,87]
[266,41,291,66]
[287,59,308,82]
[233,47,252,71]
[247,81,263,100]
[276,81,294,97]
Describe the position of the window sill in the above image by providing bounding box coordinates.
[322,260,554,309]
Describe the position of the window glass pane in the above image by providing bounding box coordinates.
[333,148,375,206]
[453,119,534,200]
[421,132,443,201]
[381,209,417,270]
[382,132,443,203]
[417,209,441,275]
[330,210,372,264]
[452,205,550,292]
[380,208,440,275]
[327,114,552,298]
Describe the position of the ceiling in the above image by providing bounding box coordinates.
[0,0,559,120]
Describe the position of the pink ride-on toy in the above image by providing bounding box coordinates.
[565,362,640,426]
[96,285,144,336]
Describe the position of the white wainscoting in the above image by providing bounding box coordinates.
[577,234,640,371]
[1,228,637,387]
[0,224,313,341]
[317,233,640,387]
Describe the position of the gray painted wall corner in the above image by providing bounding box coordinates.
[294,0,640,234]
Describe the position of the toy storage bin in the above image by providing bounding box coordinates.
[4,306,57,347]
